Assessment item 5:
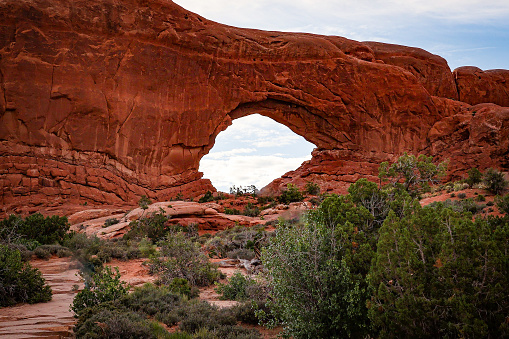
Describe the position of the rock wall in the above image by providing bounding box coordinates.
[1,0,508,211]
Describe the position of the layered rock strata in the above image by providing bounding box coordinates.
[1,0,508,210]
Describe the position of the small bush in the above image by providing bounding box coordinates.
[466,168,483,187]
[457,192,467,199]
[0,245,52,307]
[168,278,199,299]
[495,194,509,214]
[243,203,260,217]
[34,247,51,260]
[278,184,303,204]
[224,207,241,215]
[150,233,221,287]
[450,193,456,198]
[304,181,320,195]
[483,168,508,195]
[487,201,494,207]
[124,209,170,242]
[0,213,70,245]
[103,218,119,227]
[476,194,486,202]
[215,271,256,301]
[71,266,129,316]
[174,300,236,334]
[199,191,215,203]
[226,248,255,260]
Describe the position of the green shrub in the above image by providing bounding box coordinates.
[124,209,170,241]
[74,308,157,339]
[71,266,130,316]
[226,248,255,260]
[483,168,508,195]
[466,167,483,187]
[0,213,70,245]
[495,194,509,214]
[34,246,51,260]
[457,192,467,199]
[476,194,486,202]
[168,278,199,299]
[149,233,221,287]
[0,244,52,307]
[243,203,260,217]
[199,191,215,203]
[103,218,119,227]
[174,300,236,334]
[215,271,256,301]
[304,181,320,195]
[224,207,241,215]
[278,184,303,204]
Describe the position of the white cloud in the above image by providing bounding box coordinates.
[200,154,312,192]
[205,148,256,159]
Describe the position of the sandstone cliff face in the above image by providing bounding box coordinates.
[453,67,509,107]
[1,0,508,210]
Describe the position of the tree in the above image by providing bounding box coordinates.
[466,167,483,187]
[262,195,374,338]
[378,153,447,196]
[278,184,303,204]
[368,203,509,338]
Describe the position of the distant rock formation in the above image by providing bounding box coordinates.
[1,0,508,211]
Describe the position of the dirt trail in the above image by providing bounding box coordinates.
[0,257,82,339]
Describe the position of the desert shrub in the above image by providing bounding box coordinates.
[453,181,468,191]
[431,198,483,214]
[215,271,256,301]
[483,168,508,195]
[278,184,303,204]
[34,246,51,260]
[121,283,183,324]
[243,203,260,217]
[495,194,509,214]
[304,181,320,195]
[103,218,119,227]
[173,300,237,334]
[450,193,456,197]
[166,223,198,239]
[226,248,255,260]
[167,278,199,299]
[56,247,73,257]
[124,209,170,241]
[74,308,156,339]
[149,233,221,286]
[230,300,268,325]
[487,201,494,206]
[224,207,241,215]
[466,167,483,187]
[0,244,52,307]
[71,266,129,316]
[476,194,486,202]
[138,237,157,257]
[199,191,215,203]
[204,225,268,259]
[0,213,70,245]
[457,192,467,199]
[257,196,274,205]
[138,195,152,210]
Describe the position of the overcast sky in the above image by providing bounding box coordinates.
[174,0,509,192]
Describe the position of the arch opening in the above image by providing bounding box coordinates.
[199,114,316,193]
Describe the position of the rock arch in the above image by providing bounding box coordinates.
[1,0,508,211]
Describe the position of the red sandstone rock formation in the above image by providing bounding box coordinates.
[0,0,508,211]
[453,67,509,107]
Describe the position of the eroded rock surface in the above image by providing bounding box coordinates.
[1,0,508,209]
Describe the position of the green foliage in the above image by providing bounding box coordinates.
[483,168,508,195]
[457,192,467,199]
[496,194,509,214]
[0,244,52,307]
[203,225,268,259]
[262,194,374,338]
[378,153,447,196]
[277,183,303,204]
[138,195,152,210]
[304,181,320,195]
[242,202,260,217]
[167,278,199,299]
[71,266,130,316]
[466,167,483,186]
[0,213,70,245]
[476,194,486,202]
[124,209,170,242]
[199,191,215,203]
[103,218,119,227]
[149,233,221,286]
[369,203,509,338]
[215,271,256,301]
